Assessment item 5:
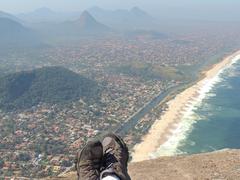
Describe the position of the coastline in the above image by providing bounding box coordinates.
[131,50,240,162]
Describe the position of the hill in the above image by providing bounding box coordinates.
[38,11,111,40]
[0,66,100,111]
[18,7,81,23]
[88,6,155,30]
[0,11,22,23]
[18,7,58,22]
[53,149,240,180]
[61,11,110,36]
[79,11,108,29]
[75,11,110,33]
[0,17,40,47]
[112,62,186,81]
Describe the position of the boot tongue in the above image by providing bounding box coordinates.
[102,137,117,150]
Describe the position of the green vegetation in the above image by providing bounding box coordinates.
[1,118,16,138]
[32,137,67,155]
[17,153,31,162]
[113,62,186,81]
[0,66,100,111]
[0,159,4,169]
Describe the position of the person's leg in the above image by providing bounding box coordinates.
[75,140,103,180]
[100,133,131,180]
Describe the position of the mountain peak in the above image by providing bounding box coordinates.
[131,6,148,16]
[131,6,142,11]
[81,10,92,16]
[34,7,54,14]
[58,10,110,36]
[88,6,103,12]
[78,11,97,24]
[76,10,110,32]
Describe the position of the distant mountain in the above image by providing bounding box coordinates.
[0,66,101,111]
[0,17,40,47]
[74,11,110,32]
[18,7,58,22]
[29,7,55,17]
[0,10,22,23]
[130,6,149,17]
[88,6,156,30]
[18,7,81,23]
[56,11,111,37]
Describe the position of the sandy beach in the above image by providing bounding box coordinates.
[132,50,240,162]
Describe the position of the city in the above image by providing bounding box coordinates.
[1,27,240,177]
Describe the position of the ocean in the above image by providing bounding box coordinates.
[152,58,240,157]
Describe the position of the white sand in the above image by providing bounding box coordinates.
[132,51,240,162]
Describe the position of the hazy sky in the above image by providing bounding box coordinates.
[1,0,142,13]
[0,0,239,21]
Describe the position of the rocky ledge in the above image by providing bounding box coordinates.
[48,149,240,180]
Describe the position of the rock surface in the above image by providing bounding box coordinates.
[48,149,240,180]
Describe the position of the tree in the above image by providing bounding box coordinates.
[0,159,4,168]
[17,153,31,162]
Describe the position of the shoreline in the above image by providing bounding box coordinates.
[131,50,240,162]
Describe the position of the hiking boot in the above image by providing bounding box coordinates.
[100,133,131,180]
[75,140,103,180]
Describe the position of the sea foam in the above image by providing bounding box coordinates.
[150,54,240,158]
